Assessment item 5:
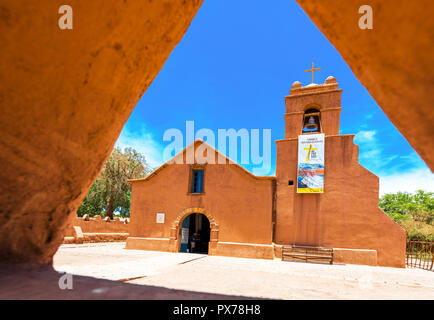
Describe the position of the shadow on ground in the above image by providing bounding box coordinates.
[0,265,262,300]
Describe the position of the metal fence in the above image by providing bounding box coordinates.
[406,240,433,271]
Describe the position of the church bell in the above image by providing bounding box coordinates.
[306,116,318,130]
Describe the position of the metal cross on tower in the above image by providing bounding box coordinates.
[304,62,321,84]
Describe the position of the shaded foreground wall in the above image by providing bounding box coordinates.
[0,0,203,264]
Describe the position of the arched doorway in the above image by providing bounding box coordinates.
[179,213,210,254]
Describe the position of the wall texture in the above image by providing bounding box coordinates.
[0,0,203,265]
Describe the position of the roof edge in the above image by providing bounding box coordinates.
[128,139,275,183]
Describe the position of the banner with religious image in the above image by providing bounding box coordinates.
[297,133,325,193]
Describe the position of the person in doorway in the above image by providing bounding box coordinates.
[190,232,201,253]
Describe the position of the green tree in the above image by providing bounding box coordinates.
[379,191,414,215]
[77,181,105,217]
[77,147,151,218]
[379,190,434,240]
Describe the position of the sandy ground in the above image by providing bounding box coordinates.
[53,242,434,300]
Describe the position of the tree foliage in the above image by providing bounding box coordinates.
[77,147,151,218]
[380,190,434,240]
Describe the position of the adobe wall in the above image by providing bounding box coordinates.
[64,216,130,237]
[127,154,275,259]
[275,135,407,267]
[296,0,434,170]
[0,1,202,265]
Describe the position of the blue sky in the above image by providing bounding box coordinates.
[116,0,433,195]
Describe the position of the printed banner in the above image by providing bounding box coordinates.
[297,133,325,193]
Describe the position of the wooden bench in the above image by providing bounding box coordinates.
[282,245,333,264]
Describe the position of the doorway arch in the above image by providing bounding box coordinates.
[169,208,219,254]
[179,213,210,254]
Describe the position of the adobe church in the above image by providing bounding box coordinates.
[126,75,406,268]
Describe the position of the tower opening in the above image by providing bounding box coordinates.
[302,108,321,134]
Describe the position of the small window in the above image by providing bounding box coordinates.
[302,108,321,133]
[191,169,204,193]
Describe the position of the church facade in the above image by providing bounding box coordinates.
[126,76,406,268]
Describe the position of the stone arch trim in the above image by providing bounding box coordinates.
[169,207,219,244]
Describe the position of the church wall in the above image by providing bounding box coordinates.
[127,162,274,258]
[275,135,407,268]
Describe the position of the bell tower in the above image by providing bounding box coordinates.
[274,75,344,246]
[284,76,342,139]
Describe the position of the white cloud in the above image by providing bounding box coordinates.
[363,112,375,120]
[354,130,376,143]
[354,130,434,195]
[354,130,391,172]
[379,168,434,196]
[115,125,164,169]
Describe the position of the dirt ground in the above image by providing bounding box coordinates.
[53,242,434,300]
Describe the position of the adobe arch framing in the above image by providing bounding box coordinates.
[0,1,204,265]
[168,207,219,253]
